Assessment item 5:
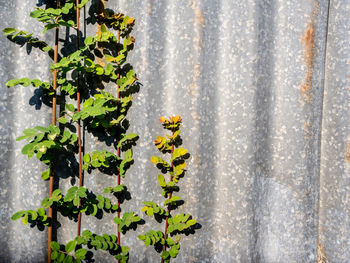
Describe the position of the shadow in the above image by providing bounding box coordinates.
[169,222,202,237]
[5,35,57,61]
[119,219,145,235]
[36,0,56,8]
[29,86,53,110]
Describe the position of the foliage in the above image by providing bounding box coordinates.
[4,1,141,262]
[138,116,199,262]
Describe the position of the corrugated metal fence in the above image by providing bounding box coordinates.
[0,0,349,262]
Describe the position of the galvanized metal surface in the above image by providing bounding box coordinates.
[0,0,349,262]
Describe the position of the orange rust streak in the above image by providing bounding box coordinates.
[345,142,350,163]
[300,21,315,103]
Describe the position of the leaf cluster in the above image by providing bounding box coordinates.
[138,116,198,262]
[113,212,142,233]
[17,125,77,165]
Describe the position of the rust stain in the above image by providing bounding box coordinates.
[345,142,350,163]
[299,1,319,104]
[193,149,200,167]
[317,241,329,263]
[190,0,205,28]
[300,21,315,103]
[303,118,312,146]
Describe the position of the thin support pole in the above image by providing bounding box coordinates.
[76,0,84,237]
[116,29,121,263]
[48,1,60,262]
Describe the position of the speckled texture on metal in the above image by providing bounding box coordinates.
[1,0,349,262]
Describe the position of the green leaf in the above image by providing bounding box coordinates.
[57,252,65,262]
[30,10,43,18]
[58,20,75,27]
[64,255,73,263]
[21,143,35,156]
[31,79,42,87]
[157,174,166,187]
[11,211,25,220]
[44,23,58,33]
[117,133,139,147]
[83,154,90,163]
[51,241,60,251]
[78,0,89,8]
[75,248,87,260]
[51,250,58,260]
[41,169,50,180]
[57,117,67,124]
[23,128,38,136]
[169,245,178,258]
[186,219,196,226]
[84,36,94,46]
[146,207,154,216]
[144,236,151,247]
[77,187,87,198]
[35,126,49,133]
[41,198,52,208]
[114,217,122,225]
[65,104,75,112]
[37,208,45,216]
[3,28,17,35]
[161,250,170,259]
[95,66,104,75]
[6,78,21,88]
[42,46,52,52]
[65,240,76,253]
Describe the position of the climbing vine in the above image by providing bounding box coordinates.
[138,116,199,262]
[4,1,141,262]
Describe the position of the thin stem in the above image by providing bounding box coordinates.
[116,29,121,263]
[48,1,60,262]
[76,0,83,237]
[161,128,175,263]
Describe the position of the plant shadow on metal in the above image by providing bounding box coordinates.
[4,0,143,262]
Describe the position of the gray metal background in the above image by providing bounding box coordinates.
[0,0,349,262]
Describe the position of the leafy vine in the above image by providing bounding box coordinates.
[138,116,199,262]
[4,1,141,262]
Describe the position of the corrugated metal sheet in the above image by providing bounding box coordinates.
[0,0,349,262]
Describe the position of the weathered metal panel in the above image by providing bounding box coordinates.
[1,0,349,262]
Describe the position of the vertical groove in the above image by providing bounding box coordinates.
[76,0,83,237]
[317,0,332,257]
[48,1,60,262]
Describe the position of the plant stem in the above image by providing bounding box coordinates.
[116,29,121,263]
[48,1,60,262]
[76,0,83,237]
[161,128,175,263]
